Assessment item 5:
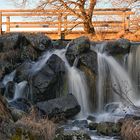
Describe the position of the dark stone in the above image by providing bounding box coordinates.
[31,54,66,103]
[4,81,15,100]
[66,36,90,66]
[36,94,81,119]
[14,61,33,82]
[88,122,98,130]
[52,40,70,49]
[79,51,98,74]
[8,98,32,113]
[104,102,120,113]
[91,38,130,55]
[87,115,96,122]
[24,33,53,51]
[72,120,88,128]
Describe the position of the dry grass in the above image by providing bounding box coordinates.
[16,107,56,140]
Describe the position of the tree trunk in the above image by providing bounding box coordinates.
[83,19,95,34]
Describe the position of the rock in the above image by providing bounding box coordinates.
[72,120,88,128]
[24,33,53,51]
[52,40,69,49]
[96,122,121,136]
[0,33,40,80]
[55,130,91,140]
[10,108,27,122]
[37,94,81,119]
[87,115,96,122]
[88,122,98,130]
[14,61,33,82]
[8,98,32,113]
[91,38,130,55]
[4,81,15,100]
[31,54,66,103]
[104,102,120,113]
[66,36,90,66]
[79,51,98,74]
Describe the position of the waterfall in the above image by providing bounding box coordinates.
[97,51,137,112]
[14,81,28,100]
[2,70,16,86]
[53,49,90,117]
[128,45,140,106]
[2,48,90,117]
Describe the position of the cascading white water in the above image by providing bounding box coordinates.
[2,70,16,86]
[14,81,28,100]
[30,51,53,74]
[128,45,140,88]
[97,52,137,112]
[3,48,90,117]
[53,49,90,117]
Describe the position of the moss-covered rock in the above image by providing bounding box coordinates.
[55,130,91,140]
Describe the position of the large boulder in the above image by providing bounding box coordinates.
[14,61,33,82]
[37,94,81,119]
[24,33,53,51]
[91,38,131,55]
[31,54,66,103]
[66,36,90,66]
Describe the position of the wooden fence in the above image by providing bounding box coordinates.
[0,8,136,39]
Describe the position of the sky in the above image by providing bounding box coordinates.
[0,0,112,9]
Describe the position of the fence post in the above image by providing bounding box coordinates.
[6,16,10,33]
[122,12,126,32]
[126,15,130,31]
[58,13,62,39]
[0,12,2,35]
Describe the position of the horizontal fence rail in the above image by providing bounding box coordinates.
[0,8,137,39]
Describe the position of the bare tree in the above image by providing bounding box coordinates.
[14,0,97,34]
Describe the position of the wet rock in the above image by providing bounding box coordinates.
[4,81,15,100]
[87,115,96,122]
[37,94,81,119]
[66,36,90,66]
[8,98,32,113]
[14,61,33,82]
[32,54,66,103]
[72,120,88,128]
[55,130,91,140]
[52,40,69,49]
[91,38,130,55]
[79,51,98,74]
[88,122,98,130]
[96,122,121,136]
[104,102,120,113]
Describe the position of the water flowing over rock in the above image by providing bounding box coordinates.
[31,54,66,103]
[91,38,131,55]
[66,36,91,66]
[37,94,81,119]
[0,33,53,80]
